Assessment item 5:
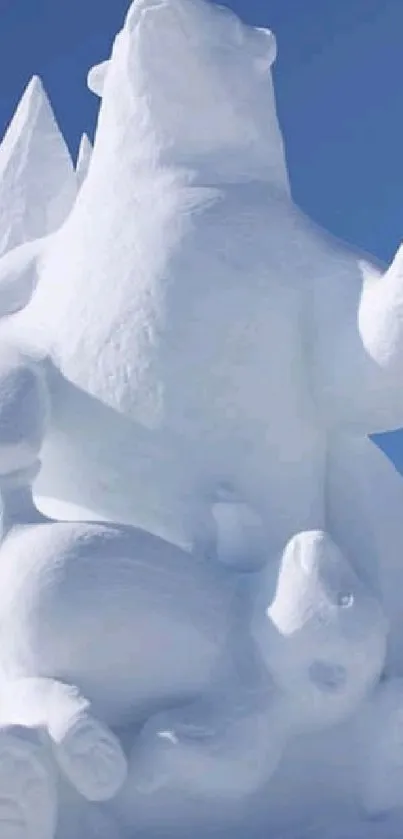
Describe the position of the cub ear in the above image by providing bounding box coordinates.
[87,61,110,98]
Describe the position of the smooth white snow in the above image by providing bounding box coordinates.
[0,0,401,838]
[87,60,110,97]
[0,342,49,477]
[0,76,76,262]
[0,238,43,319]
[358,678,403,816]
[75,133,92,188]
[0,726,57,839]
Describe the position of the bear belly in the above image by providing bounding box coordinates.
[35,365,328,554]
[18,185,327,552]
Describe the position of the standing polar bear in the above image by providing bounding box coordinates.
[0,0,403,665]
[0,0,401,833]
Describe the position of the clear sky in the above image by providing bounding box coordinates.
[1,0,403,467]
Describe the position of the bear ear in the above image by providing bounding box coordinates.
[252,28,277,73]
[125,0,165,32]
[87,61,110,98]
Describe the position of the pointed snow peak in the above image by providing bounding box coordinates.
[0,75,77,260]
[24,74,43,100]
[5,75,54,148]
[26,74,44,94]
[76,133,92,187]
[387,242,403,280]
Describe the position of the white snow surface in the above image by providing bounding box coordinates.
[87,60,110,97]
[75,133,92,188]
[0,76,76,265]
[0,0,401,837]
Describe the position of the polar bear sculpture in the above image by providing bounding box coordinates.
[0,0,303,551]
[0,516,386,839]
[0,0,403,835]
[0,5,402,666]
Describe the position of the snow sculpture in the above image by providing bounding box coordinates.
[0,0,402,835]
[75,133,92,188]
[116,530,386,805]
[0,0,298,545]
[0,0,400,642]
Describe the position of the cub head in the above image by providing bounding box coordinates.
[252,531,387,730]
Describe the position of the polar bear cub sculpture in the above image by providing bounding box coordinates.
[0,520,387,839]
[252,530,387,730]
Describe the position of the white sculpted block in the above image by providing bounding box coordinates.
[0,76,76,268]
[0,0,402,836]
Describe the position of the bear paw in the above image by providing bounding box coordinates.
[0,725,57,839]
[53,713,127,802]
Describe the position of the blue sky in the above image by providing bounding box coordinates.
[1,0,403,467]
